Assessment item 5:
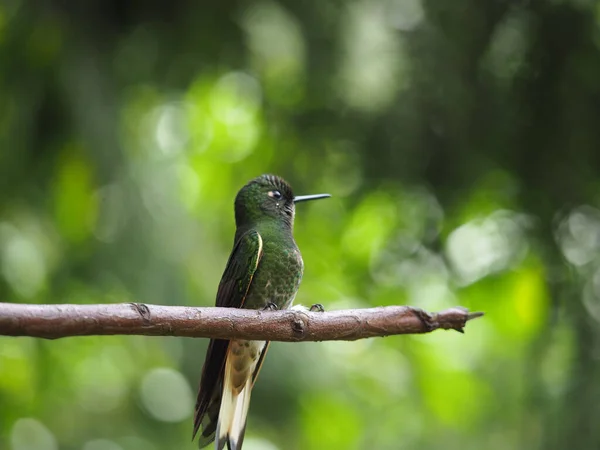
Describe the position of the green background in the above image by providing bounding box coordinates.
[1,1,600,449]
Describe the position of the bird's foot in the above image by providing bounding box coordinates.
[263,302,279,311]
[291,303,325,312]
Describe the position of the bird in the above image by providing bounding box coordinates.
[192,174,330,450]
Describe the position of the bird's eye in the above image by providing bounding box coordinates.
[269,190,282,199]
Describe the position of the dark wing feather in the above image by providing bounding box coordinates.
[193,230,263,445]
[251,342,271,386]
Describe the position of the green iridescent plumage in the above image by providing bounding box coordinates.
[193,175,330,450]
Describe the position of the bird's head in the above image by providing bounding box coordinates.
[234,174,330,229]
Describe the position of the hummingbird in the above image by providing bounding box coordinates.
[192,174,330,450]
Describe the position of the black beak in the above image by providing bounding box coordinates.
[293,193,331,203]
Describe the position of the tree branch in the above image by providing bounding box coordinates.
[0,302,484,342]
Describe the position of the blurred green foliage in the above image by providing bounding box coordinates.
[1,0,600,449]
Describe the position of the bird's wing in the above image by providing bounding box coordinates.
[193,229,264,445]
[251,342,271,386]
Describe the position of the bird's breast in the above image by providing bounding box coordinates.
[244,240,303,310]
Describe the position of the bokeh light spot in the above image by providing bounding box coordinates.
[10,418,57,450]
[74,347,129,414]
[140,368,193,422]
[240,1,306,105]
[557,205,600,267]
[0,224,46,298]
[446,211,528,285]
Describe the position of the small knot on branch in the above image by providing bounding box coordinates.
[130,303,151,323]
[291,314,307,338]
[410,307,436,332]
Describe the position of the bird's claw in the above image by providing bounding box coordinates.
[263,302,279,311]
[309,303,325,312]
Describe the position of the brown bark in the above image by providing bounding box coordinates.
[0,302,483,342]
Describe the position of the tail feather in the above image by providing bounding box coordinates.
[216,379,252,450]
[215,341,263,450]
[196,385,222,448]
[197,340,267,450]
[228,377,252,450]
